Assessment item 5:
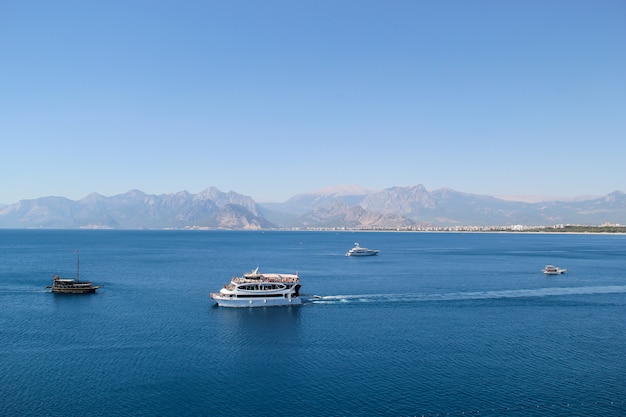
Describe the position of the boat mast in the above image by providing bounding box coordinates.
[76,252,80,282]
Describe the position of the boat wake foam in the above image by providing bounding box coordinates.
[310,285,626,304]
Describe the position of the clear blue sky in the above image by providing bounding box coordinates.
[1,0,625,204]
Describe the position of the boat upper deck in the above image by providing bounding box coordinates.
[232,273,299,284]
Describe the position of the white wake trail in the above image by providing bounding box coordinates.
[311,285,626,304]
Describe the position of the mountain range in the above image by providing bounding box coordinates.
[1,185,624,229]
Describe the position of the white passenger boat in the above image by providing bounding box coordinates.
[345,242,380,257]
[210,267,302,307]
[543,265,567,275]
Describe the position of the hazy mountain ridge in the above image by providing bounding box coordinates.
[0,187,271,229]
[267,186,626,227]
[0,186,624,229]
[261,185,372,216]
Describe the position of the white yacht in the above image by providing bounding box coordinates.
[543,265,567,275]
[345,242,380,257]
[210,267,302,307]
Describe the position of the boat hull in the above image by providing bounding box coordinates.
[543,271,565,275]
[211,295,302,307]
[52,287,99,294]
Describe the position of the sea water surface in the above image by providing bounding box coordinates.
[1,230,625,416]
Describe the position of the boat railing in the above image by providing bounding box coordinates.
[232,275,299,284]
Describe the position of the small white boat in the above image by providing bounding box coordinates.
[543,265,567,275]
[345,242,380,257]
[210,267,302,307]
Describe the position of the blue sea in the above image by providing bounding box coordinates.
[1,230,625,416]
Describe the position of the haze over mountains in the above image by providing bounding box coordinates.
[0,185,624,229]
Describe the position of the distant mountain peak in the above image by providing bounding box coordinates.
[305,184,375,197]
[79,192,106,202]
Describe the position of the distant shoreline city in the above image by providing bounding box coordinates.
[181,224,626,234]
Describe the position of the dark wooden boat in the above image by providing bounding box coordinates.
[47,254,100,294]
